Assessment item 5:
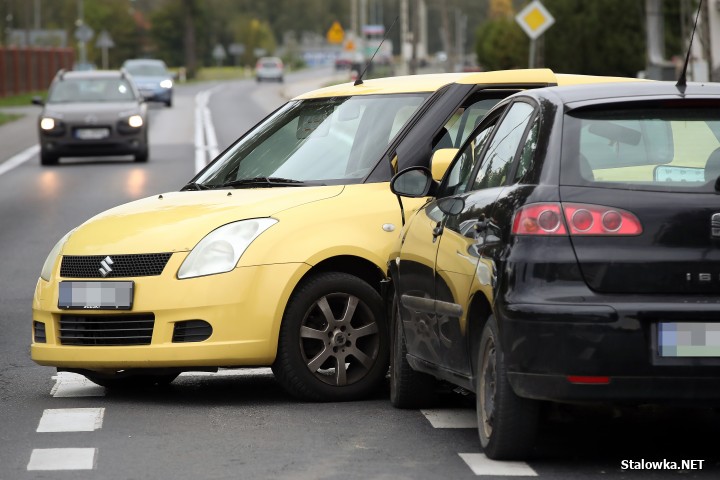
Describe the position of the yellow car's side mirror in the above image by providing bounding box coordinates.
[430,148,459,181]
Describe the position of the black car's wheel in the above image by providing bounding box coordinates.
[134,150,148,162]
[134,140,149,162]
[165,98,173,108]
[390,292,437,408]
[84,372,179,389]
[40,150,58,166]
[272,272,389,401]
[477,315,539,460]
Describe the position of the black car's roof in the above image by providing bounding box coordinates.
[520,81,720,109]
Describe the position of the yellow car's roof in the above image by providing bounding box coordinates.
[295,69,645,100]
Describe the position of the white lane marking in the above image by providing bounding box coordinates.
[421,408,477,428]
[194,91,207,173]
[0,144,39,177]
[37,408,105,432]
[180,368,274,377]
[51,371,105,398]
[459,453,538,477]
[27,448,97,471]
[202,99,220,160]
[194,86,223,173]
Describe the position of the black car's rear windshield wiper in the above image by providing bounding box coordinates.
[219,177,325,188]
[180,182,212,191]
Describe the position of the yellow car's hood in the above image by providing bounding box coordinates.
[63,187,344,255]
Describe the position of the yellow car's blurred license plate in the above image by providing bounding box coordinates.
[658,322,720,357]
[58,281,133,310]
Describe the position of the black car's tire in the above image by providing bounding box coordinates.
[40,150,58,166]
[272,272,389,402]
[165,98,172,108]
[134,147,149,162]
[476,315,539,460]
[84,373,178,389]
[390,293,437,408]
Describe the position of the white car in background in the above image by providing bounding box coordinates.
[256,57,284,83]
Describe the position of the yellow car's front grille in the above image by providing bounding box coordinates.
[60,253,172,278]
[59,313,155,346]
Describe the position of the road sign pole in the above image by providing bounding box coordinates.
[529,38,536,68]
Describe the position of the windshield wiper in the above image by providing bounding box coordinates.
[219,177,322,188]
[180,182,212,191]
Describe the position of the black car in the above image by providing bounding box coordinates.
[387,81,720,459]
[33,69,149,165]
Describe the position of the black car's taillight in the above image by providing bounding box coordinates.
[512,202,643,236]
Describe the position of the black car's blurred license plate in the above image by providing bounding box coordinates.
[658,322,720,357]
[58,281,133,310]
[75,128,110,140]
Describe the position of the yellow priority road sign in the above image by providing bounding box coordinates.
[515,0,555,40]
[327,21,345,44]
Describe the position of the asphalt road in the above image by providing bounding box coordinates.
[1,68,719,480]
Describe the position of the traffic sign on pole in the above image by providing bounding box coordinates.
[515,0,555,40]
[74,24,94,42]
[326,21,345,44]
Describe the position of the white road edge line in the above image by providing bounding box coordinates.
[37,408,105,432]
[458,453,538,477]
[51,371,105,398]
[27,448,97,471]
[194,85,222,173]
[420,408,477,429]
[0,144,39,177]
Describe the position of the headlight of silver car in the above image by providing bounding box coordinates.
[177,218,278,279]
[40,229,74,281]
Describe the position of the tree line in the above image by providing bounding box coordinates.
[0,0,693,79]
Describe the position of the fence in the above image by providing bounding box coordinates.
[0,47,75,98]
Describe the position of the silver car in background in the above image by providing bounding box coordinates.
[255,57,284,83]
[121,58,174,107]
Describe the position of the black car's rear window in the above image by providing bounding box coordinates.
[561,103,720,192]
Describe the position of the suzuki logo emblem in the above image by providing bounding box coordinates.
[99,256,114,277]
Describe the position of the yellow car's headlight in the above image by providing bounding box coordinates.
[177,218,277,279]
[40,230,74,281]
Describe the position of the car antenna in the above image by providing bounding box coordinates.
[676,0,703,91]
[354,16,398,86]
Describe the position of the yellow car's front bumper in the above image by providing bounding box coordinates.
[31,257,310,370]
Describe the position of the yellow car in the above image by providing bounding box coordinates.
[32,69,637,401]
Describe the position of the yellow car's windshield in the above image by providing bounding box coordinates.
[195,93,429,187]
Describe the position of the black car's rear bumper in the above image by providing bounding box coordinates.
[499,300,720,403]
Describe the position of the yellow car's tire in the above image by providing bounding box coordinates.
[272,272,389,402]
[390,292,437,408]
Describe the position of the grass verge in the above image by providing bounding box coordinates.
[0,91,45,107]
[0,112,22,126]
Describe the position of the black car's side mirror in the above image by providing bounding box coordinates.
[31,96,45,106]
[390,166,436,198]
